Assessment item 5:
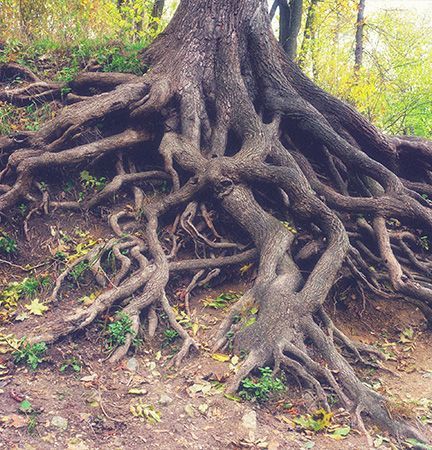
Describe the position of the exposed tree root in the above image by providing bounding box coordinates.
[1,0,432,443]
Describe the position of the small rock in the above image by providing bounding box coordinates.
[241,410,257,441]
[159,394,173,406]
[127,357,139,372]
[268,441,280,450]
[51,415,68,431]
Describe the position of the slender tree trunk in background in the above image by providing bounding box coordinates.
[150,0,165,31]
[298,0,319,70]
[2,0,432,444]
[279,0,303,59]
[269,0,280,21]
[354,0,366,73]
[18,0,30,39]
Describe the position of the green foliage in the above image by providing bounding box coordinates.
[13,341,47,370]
[69,261,89,282]
[298,1,432,138]
[293,408,334,432]
[130,400,161,423]
[203,291,241,309]
[163,328,179,345]
[239,367,285,402]
[419,235,430,251]
[80,170,107,191]
[18,203,28,216]
[60,357,82,373]
[0,231,18,255]
[105,312,135,349]
[0,102,54,135]
[404,439,432,450]
[0,275,50,320]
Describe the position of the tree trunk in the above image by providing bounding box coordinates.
[269,0,279,21]
[279,0,303,59]
[354,0,366,73]
[149,0,165,31]
[298,0,319,70]
[1,0,432,443]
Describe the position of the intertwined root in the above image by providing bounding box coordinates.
[2,0,432,442]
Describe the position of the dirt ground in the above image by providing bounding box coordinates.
[1,193,432,450]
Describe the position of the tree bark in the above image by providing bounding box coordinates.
[354,0,366,73]
[150,0,165,31]
[298,0,319,70]
[269,0,279,21]
[1,0,432,443]
[279,0,303,59]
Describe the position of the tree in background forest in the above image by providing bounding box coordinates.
[0,0,169,43]
[1,0,432,445]
[268,0,432,138]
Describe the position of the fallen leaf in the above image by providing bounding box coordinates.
[80,373,97,382]
[224,393,242,402]
[184,404,195,417]
[128,388,148,395]
[192,322,200,336]
[198,403,209,414]
[1,414,28,428]
[25,298,48,316]
[329,426,350,440]
[231,355,240,365]
[15,313,29,322]
[211,353,230,362]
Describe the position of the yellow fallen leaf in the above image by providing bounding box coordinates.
[25,298,48,316]
[211,353,231,362]
[231,355,240,365]
[239,263,253,275]
[192,322,200,336]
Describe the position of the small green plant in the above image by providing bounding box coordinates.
[80,170,107,191]
[60,357,82,373]
[20,276,50,297]
[17,399,39,434]
[69,261,89,282]
[38,181,48,192]
[239,367,285,402]
[105,313,135,349]
[163,328,179,345]
[13,341,48,370]
[54,251,67,261]
[419,235,430,251]
[0,231,17,254]
[63,180,74,193]
[0,275,50,320]
[293,408,334,432]
[18,203,27,216]
[27,413,38,434]
[203,291,241,309]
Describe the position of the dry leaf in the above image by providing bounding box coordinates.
[25,298,48,316]
[211,353,230,362]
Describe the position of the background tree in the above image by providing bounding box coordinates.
[354,0,366,73]
[1,0,432,445]
[270,0,304,59]
[150,0,165,31]
[297,0,320,69]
